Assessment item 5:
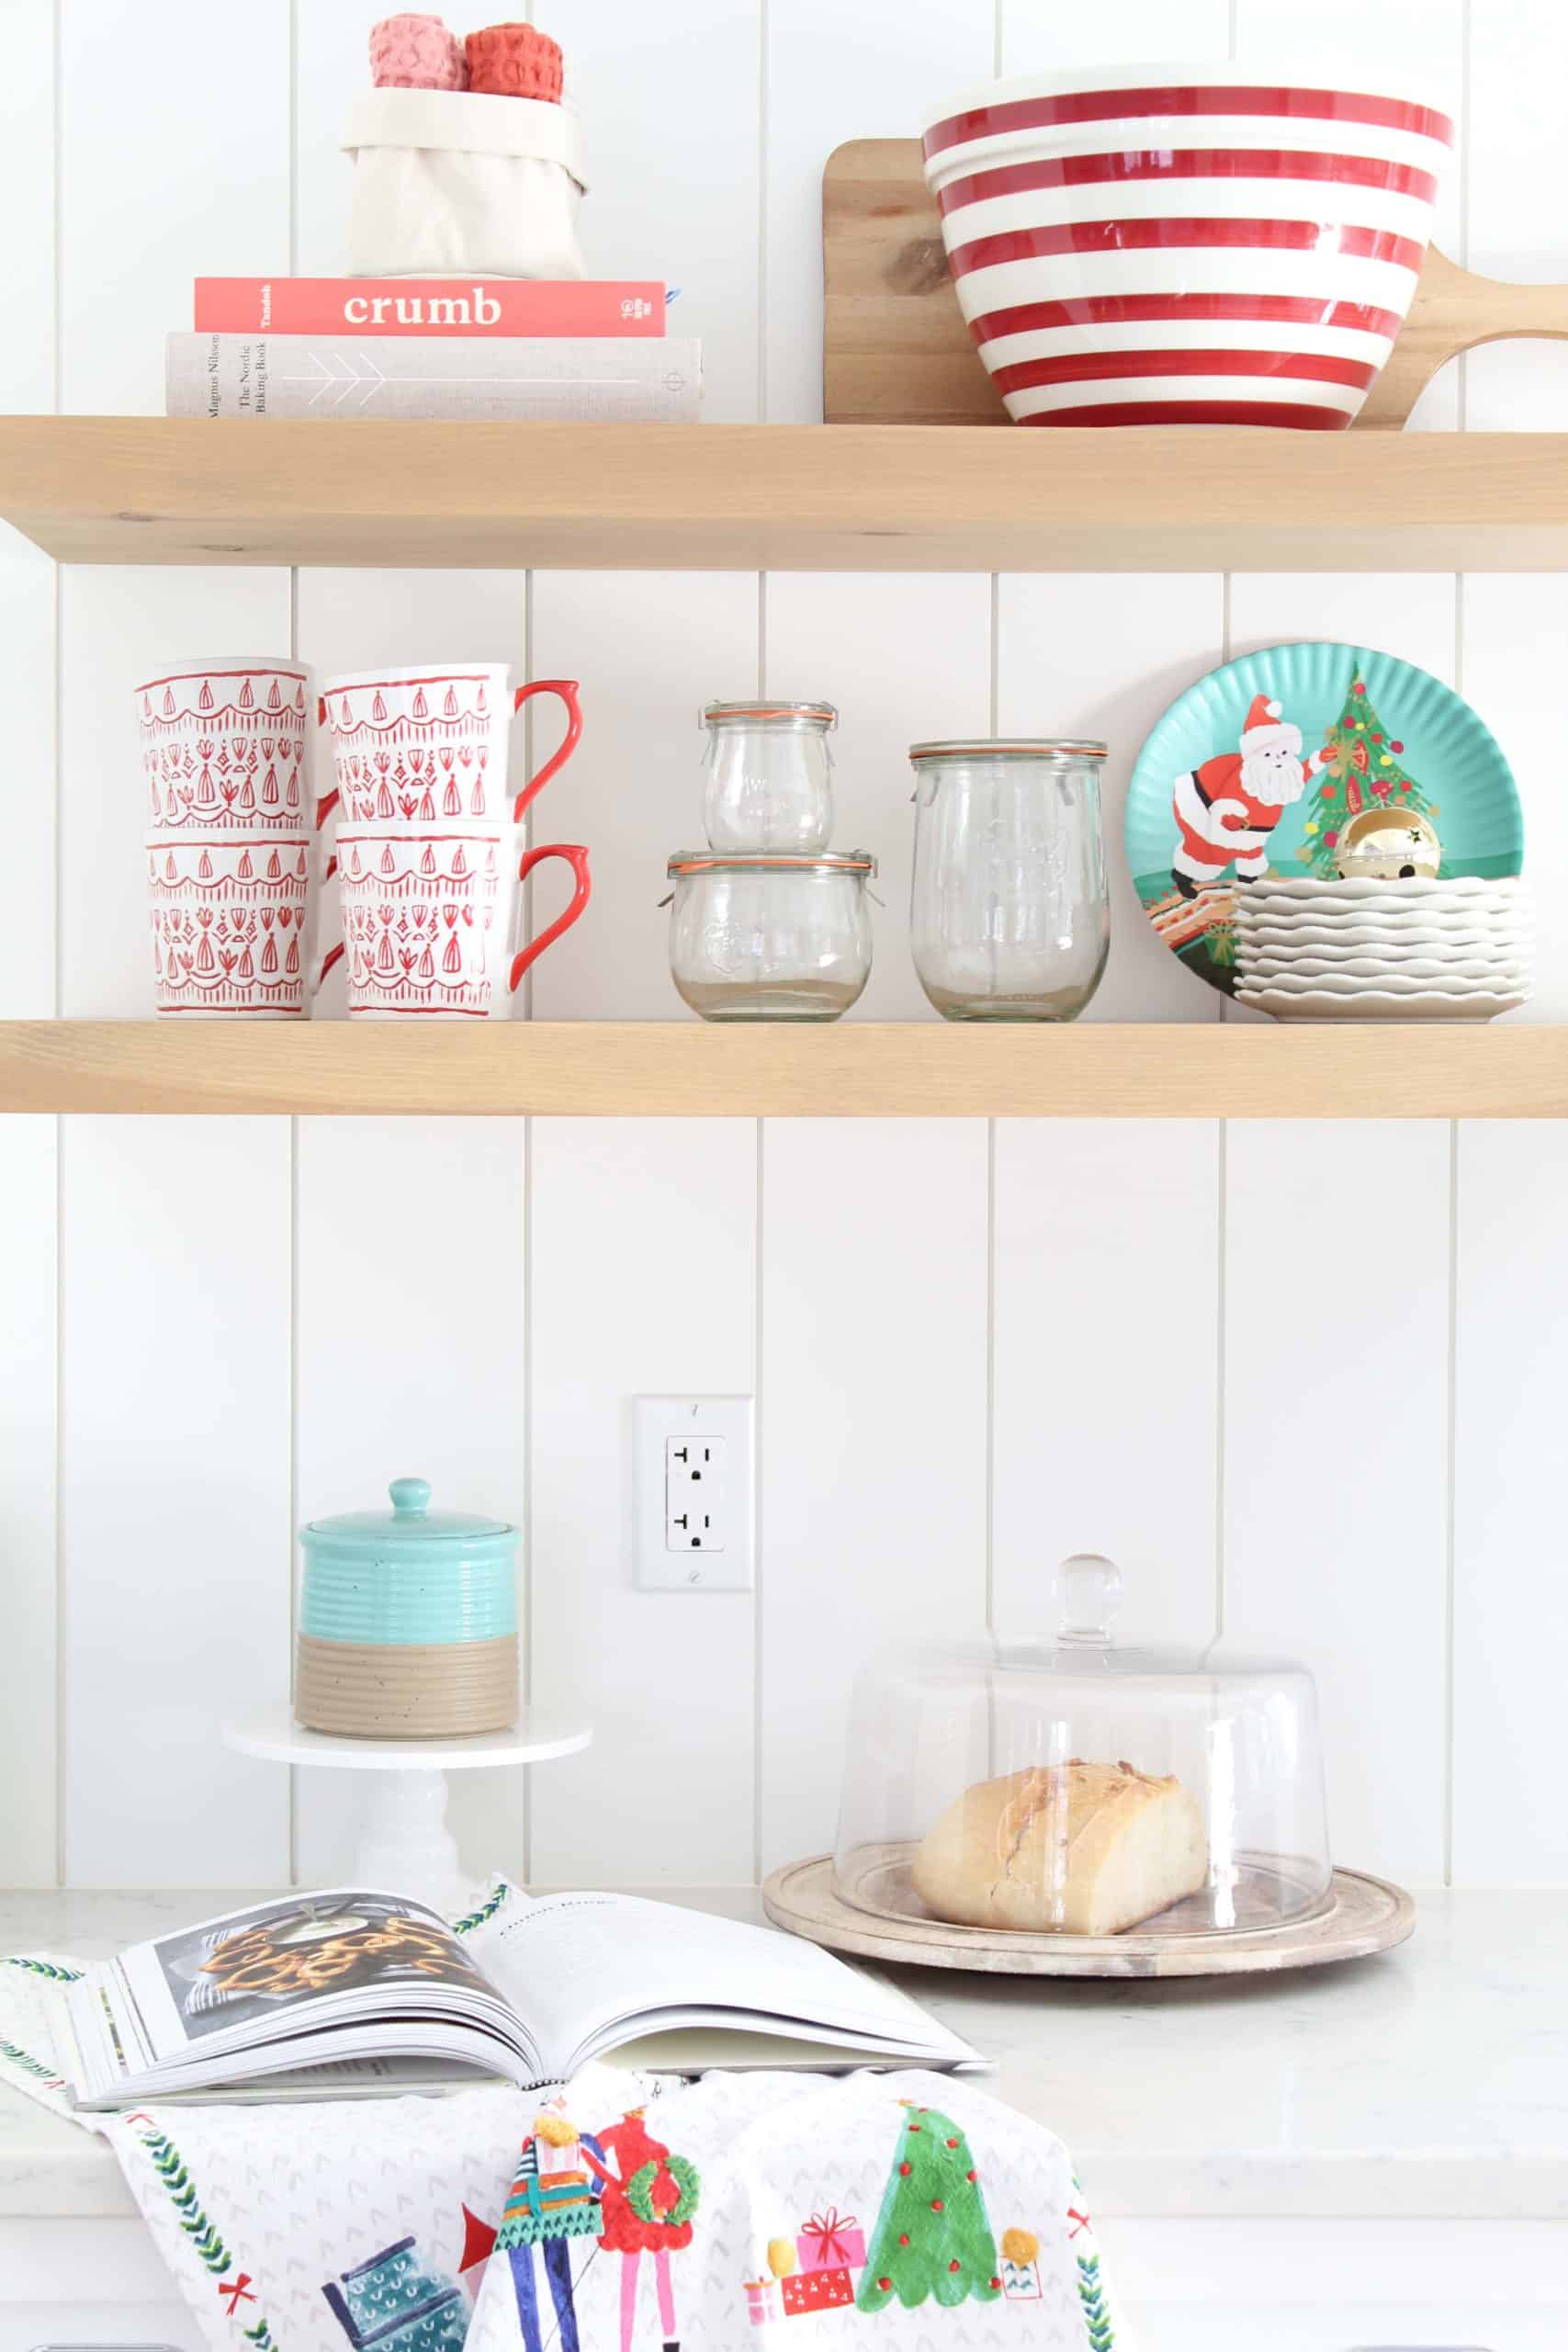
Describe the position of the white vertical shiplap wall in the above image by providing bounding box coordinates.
[0,0,59,1887]
[2,0,1567,1892]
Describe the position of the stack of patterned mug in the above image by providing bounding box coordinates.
[136,656,327,1018]
[317,664,590,1019]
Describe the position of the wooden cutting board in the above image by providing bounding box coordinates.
[823,137,1568,430]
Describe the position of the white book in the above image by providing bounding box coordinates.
[165,333,703,421]
[58,1885,980,2109]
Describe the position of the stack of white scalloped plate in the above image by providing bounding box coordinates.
[1235,877,1530,1021]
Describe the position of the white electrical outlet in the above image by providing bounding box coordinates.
[666,1432,725,1550]
[634,1396,752,1590]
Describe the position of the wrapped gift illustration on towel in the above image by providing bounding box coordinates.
[796,2207,866,2274]
[999,2226,1043,2301]
[321,2235,468,2352]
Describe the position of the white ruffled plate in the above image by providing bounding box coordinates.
[1239,957,1529,985]
[1236,986,1526,1021]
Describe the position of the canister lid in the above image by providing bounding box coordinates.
[302,1476,516,1545]
[667,849,875,875]
[702,700,838,729]
[908,738,1108,763]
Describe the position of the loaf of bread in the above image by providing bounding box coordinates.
[910,1758,1208,1935]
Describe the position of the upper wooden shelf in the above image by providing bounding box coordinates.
[7,418,1568,571]
[1,1021,1562,1118]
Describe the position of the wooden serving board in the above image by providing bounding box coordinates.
[763,1852,1414,1978]
[824,137,1568,430]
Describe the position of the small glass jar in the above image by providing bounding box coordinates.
[667,851,874,1021]
[701,700,837,854]
[909,738,1110,1021]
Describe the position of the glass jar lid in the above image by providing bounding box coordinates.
[301,1476,516,1549]
[667,850,876,876]
[908,737,1108,763]
[703,700,838,729]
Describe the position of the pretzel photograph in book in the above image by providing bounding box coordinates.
[57,1883,980,2110]
[157,1892,495,2037]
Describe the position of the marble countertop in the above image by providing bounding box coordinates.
[0,1885,1561,2223]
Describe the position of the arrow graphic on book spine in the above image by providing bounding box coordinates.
[281,350,645,409]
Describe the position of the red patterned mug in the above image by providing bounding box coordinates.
[135,659,317,831]
[145,830,341,1017]
[332,828,590,1019]
[318,666,581,829]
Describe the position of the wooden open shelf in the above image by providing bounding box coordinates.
[1,1022,1562,1118]
[7,419,1568,571]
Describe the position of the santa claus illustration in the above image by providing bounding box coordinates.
[1171,692,1329,899]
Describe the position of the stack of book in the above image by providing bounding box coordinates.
[167,277,700,421]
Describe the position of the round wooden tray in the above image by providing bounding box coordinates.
[762,1853,1414,1979]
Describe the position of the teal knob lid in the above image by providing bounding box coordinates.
[389,1476,432,1519]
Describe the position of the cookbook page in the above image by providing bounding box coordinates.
[469,1892,978,2077]
[69,1888,503,2096]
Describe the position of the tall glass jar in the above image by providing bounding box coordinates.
[701,700,837,853]
[908,739,1110,1021]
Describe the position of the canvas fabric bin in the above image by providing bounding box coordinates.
[341,88,587,278]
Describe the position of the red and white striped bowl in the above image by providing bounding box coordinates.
[921,64,1454,428]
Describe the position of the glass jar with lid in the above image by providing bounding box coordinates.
[667,850,875,1020]
[833,1554,1330,1939]
[908,738,1110,1020]
[701,700,837,854]
[297,1475,519,1738]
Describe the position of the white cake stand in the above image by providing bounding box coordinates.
[224,1708,592,1916]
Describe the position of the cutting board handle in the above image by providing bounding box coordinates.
[1359,247,1568,426]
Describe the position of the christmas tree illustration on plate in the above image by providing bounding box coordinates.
[856,2101,1002,2312]
[1297,671,1438,879]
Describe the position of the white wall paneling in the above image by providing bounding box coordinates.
[1451,1123,1568,1883]
[0,0,58,1885]
[759,1119,988,1872]
[999,1,1229,74]
[294,1117,527,1883]
[1223,1121,1451,1884]
[528,1119,757,1886]
[992,1121,1222,1648]
[528,571,762,1020]
[765,0,995,425]
[61,1116,293,1887]
[1462,0,1568,430]
[0,1117,58,1885]
[52,0,295,1889]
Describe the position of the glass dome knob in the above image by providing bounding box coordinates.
[1055,1552,1123,1645]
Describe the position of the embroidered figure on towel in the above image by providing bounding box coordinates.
[595,2105,701,2352]
[1170,693,1332,900]
[496,2098,611,2352]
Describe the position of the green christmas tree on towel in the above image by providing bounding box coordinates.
[856,2101,1001,2312]
[1297,672,1433,878]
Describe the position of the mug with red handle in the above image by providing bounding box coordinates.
[145,829,344,1017]
[316,665,581,830]
[135,657,318,832]
[328,828,590,1018]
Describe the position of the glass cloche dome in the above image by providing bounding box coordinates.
[833,1555,1331,1939]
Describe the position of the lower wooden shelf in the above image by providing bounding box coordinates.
[0,1020,1562,1117]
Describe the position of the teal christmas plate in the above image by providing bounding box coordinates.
[1125,640,1523,998]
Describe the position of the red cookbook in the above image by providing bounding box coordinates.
[194,277,667,337]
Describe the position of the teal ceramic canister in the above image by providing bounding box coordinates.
[296,1476,519,1738]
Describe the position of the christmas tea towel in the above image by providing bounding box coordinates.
[0,1953,1134,2351]
[466,2068,1135,2352]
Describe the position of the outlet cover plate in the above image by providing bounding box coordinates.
[633,1396,753,1591]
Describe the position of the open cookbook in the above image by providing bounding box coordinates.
[60,1884,981,2109]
